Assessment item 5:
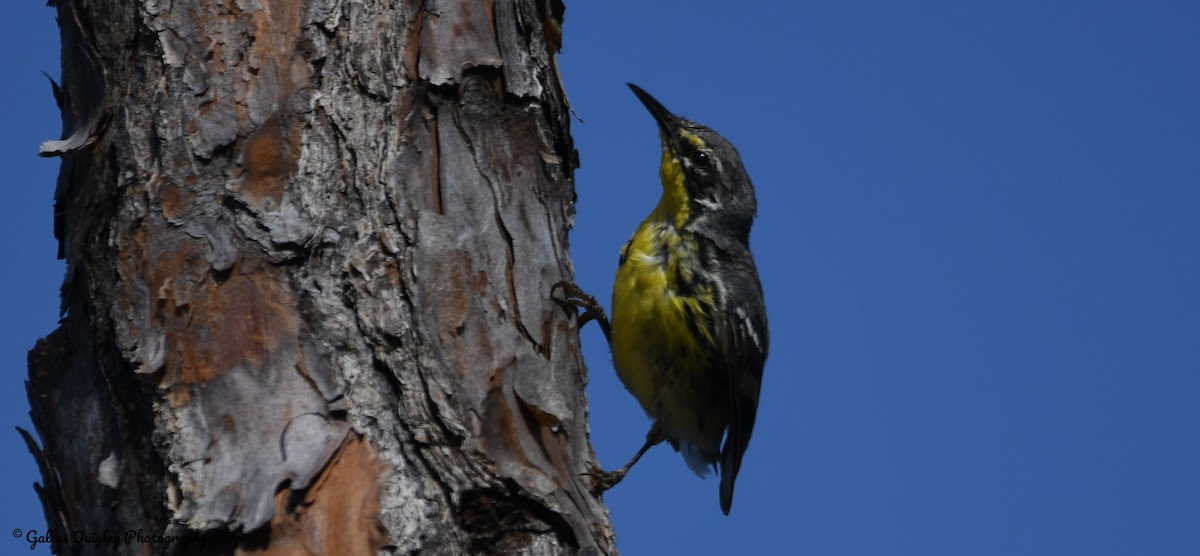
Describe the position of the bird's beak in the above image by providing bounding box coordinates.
[628,83,678,135]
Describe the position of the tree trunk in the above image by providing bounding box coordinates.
[26,0,614,553]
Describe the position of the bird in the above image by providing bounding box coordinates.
[556,83,768,514]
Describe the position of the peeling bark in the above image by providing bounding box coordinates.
[28,0,612,553]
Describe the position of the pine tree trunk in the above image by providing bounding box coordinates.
[26,0,614,553]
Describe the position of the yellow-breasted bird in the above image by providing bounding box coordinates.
[558,84,768,514]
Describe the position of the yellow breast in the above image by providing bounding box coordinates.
[610,214,716,445]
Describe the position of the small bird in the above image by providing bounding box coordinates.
[558,84,768,514]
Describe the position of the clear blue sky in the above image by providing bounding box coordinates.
[4,2,1199,554]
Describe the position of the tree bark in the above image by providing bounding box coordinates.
[26,0,614,553]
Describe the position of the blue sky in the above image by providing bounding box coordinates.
[4,1,1199,554]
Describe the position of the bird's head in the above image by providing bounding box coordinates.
[629,83,758,243]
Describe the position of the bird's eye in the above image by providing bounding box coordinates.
[690,151,711,169]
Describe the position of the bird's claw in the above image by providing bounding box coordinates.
[551,280,613,344]
[552,281,599,316]
[583,461,627,494]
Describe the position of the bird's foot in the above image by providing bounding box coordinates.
[583,461,628,494]
[551,280,613,344]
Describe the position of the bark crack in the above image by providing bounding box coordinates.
[430,97,443,215]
